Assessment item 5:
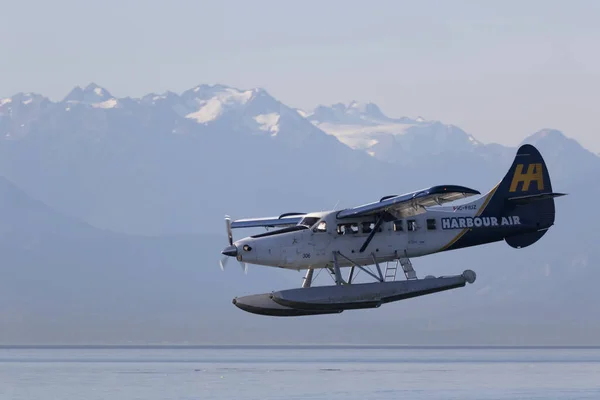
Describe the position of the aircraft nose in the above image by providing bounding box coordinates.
[221,245,238,257]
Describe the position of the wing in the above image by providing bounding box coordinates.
[230,212,306,229]
[336,185,481,220]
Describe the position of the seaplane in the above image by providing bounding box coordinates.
[219,144,565,316]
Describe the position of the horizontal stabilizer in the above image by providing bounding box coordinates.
[506,192,567,205]
[505,229,550,249]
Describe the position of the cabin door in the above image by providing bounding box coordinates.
[406,218,427,256]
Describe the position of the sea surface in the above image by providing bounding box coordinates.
[1,346,599,400]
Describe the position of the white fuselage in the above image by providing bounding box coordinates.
[232,189,519,270]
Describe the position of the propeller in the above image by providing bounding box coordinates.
[219,256,229,271]
[226,215,233,246]
[221,258,247,273]
[219,215,248,274]
[219,216,233,271]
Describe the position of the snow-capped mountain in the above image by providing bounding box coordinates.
[0,82,596,236]
[521,128,600,186]
[172,84,332,147]
[63,82,120,109]
[305,101,482,162]
[0,92,51,140]
[0,83,349,150]
[307,101,418,125]
[0,83,386,234]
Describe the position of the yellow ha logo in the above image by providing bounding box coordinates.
[509,163,544,192]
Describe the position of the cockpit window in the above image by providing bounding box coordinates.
[299,217,320,228]
[316,221,327,232]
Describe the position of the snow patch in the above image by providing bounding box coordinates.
[316,122,415,150]
[316,115,481,156]
[92,98,118,109]
[348,101,365,112]
[296,109,309,118]
[0,98,11,106]
[148,95,169,105]
[254,113,280,136]
[186,88,254,124]
[186,98,224,123]
[94,87,105,97]
[468,135,480,145]
[367,138,379,147]
[23,98,33,105]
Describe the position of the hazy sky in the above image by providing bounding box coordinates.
[1,0,599,152]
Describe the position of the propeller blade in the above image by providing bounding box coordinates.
[219,256,229,271]
[239,261,248,274]
[225,215,233,246]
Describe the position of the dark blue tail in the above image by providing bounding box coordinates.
[484,144,564,248]
[445,144,565,251]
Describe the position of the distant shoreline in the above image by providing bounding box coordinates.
[1,344,599,350]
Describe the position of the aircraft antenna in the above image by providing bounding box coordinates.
[332,199,340,211]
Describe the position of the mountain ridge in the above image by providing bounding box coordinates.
[1,82,596,235]
[4,84,591,177]
[0,82,592,147]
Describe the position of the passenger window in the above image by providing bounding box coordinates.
[316,221,327,232]
[337,223,358,235]
[426,219,436,230]
[393,220,403,232]
[407,220,417,231]
[362,222,373,233]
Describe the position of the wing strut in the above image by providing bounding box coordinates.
[372,253,384,282]
[359,215,385,253]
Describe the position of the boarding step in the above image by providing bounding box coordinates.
[384,262,398,282]
[399,257,417,280]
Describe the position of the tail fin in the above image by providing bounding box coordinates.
[483,144,565,248]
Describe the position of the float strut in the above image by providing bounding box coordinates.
[336,252,381,283]
[302,268,314,288]
[332,252,344,286]
[347,266,355,284]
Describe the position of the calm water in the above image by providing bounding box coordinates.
[1,346,599,399]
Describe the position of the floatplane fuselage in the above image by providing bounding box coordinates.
[220,144,565,316]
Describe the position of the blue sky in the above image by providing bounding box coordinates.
[1,0,599,151]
